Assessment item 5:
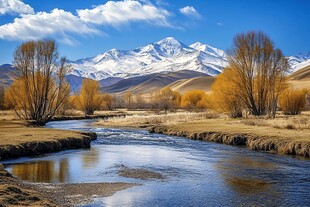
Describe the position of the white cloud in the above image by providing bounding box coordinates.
[0,0,175,44]
[77,0,172,27]
[179,6,201,18]
[0,0,34,15]
[0,9,99,45]
[217,22,223,26]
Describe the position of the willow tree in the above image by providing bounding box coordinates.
[227,31,289,117]
[153,87,181,113]
[76,79,103,115]
[181,90,206,111]
[210,68,243,118]
[6,40,70,125]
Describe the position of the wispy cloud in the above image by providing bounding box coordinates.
[217,22,223,26]
[0,9,99,45]
[0,0,34,15]
[179,6,201,18]
[77,1,172,27]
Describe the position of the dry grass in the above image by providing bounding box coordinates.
[0,121,87,146]
[156,117,310,157]
[96,112,220,127]
[0,120,96,160]
[240,113,310,130]
[164,118,310,142]
[0,110,17,121]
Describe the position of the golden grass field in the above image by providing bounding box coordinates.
[0,120,87,146]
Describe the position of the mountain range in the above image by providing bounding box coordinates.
[69,37,228,80]
[0,37,310,95]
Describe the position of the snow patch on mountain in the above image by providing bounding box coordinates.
[288,52,310,73]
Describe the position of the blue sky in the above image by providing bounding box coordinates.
[0,0,309,64]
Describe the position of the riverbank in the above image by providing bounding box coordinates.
[96,112,310,157]
[0,120,97,160]
[0,164,137,206]
[50,111,126,121]
[149,118,310,157]
[0,118,144,206]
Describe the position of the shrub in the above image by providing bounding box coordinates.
[209,69,243,118]
[279,88,308,115]
[181,90,207,111]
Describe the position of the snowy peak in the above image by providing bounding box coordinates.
[288,52,310,73]
[190,42,226,58]
[155,37,187,49]
[69,37,229,80]
[152,37,192,57]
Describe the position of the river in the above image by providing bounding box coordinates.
[3,120,310,206]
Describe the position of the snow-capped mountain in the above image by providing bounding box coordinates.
[288,52,310,73]
[69,37,229,80]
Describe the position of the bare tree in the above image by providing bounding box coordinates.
[6,40,70,125]
[228,31,289,117]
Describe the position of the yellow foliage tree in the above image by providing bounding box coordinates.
[5,40,70,125]
[279,88,308,115]
[154,87,181,113]
[197,93,211,110]
[209,68,243,118]
[181,90,207,111]
[76,79,103,115]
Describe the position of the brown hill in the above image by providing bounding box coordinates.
[167,76,215,94]
[289,65,310,89]
[102,70,209,95]
[0,64,15,86]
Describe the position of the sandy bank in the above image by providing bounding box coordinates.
[0,121,97,161]
[148,120,310,157]
[117,165,165,180]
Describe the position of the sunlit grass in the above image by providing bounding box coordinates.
[96,112,221,127]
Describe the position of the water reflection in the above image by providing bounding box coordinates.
[224,177,270,194]
[59,159,69,182]
[82,148,100,169]
[216,154,282,205]
[11,159,69,183]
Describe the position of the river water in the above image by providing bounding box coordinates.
[3,120,310,206]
